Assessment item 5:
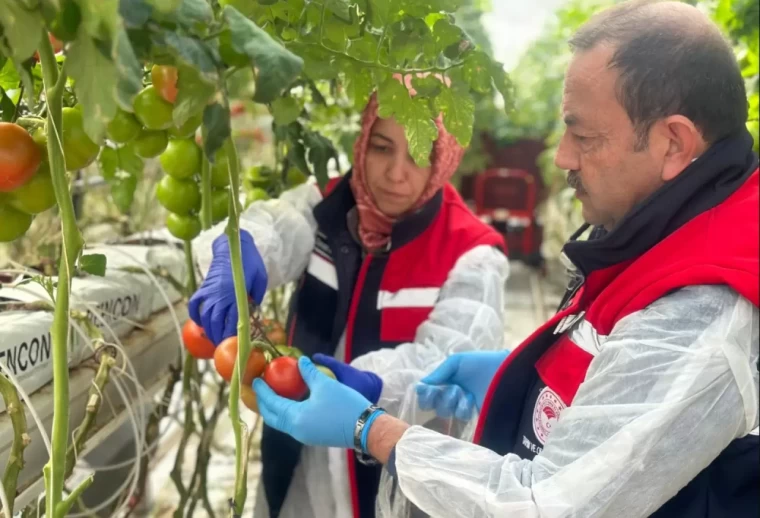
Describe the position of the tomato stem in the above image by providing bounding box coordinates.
[222,137,252,515]
[183,241,198,294]
[200,154,213,231]
[38,28,84,518]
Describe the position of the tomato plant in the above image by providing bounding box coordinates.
[182,320,216,359]
[264,356,308,400]
[0,122,41,191]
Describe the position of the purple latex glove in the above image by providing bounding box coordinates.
[188,230,267,345]
[313,353,383,404]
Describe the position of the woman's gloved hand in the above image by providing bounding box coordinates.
[188,230,268,345]
[415,350,510,419]
[253,357,373,448]
[313,354,383,404]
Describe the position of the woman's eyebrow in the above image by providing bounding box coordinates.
[370,132,394,144]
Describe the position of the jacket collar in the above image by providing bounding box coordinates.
[563,129,758,278]
[314,170,443,253]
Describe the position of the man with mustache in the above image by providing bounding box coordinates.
[253,1,759,516]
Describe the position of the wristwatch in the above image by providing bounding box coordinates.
[353,405,385,466]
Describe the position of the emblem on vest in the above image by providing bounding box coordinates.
[533,387,567,444]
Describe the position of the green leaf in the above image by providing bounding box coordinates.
[203,102,231,162]
[79,254,108,277]
[119,0,154,27]
[404,0,465,17]
[463,50,492,94]
[223,6,304,103]
[271,96,301,125]
[174,0,214,26]
[341,61,373,109]
[489,60,514,113]
[434,87,474,147]
[110,172,138,214]
[67,34,118,143]
[0,58,20,91]
[288,140,310,176]
[98,145,144,181]
[0,1,44,61]
[114,28,143,111]
[161,32,218,83]
[325,0,351,21]
[368,0,400,27]
[412,76,443,97]
[303,130,337,189]
[398,97,437,167]
[173,65,215,127]
[389,17,431,66]
[377,76,411,119]
[432,18,463,54]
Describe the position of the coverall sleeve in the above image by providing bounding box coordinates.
[386,285,759,518]
[192,182,322,288]
[350,245,510,419]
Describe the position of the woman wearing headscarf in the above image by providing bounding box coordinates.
[189,77,510,518]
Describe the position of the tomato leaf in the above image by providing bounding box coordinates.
[368,0,401,28]
[489,60,514,113]
[398,97,437,167]
[67,34,118,143]
[99,146,144,181]
[222,6,304,103]
[161,32,218,83]
[175,0,214,26]
[341,61,373,109]
[79,254,108,277]
[119,0,154,27]
[0,2,44,61]
[0,88,14,122]
[114,29,144,111]
[434,86,474,147]
[146,0,183,15]
[271,96,300,125]
[110,172,138,214]
[303,129,337,189]
[0,57,20,91]
[203,102,231,162]
[173,65,215,127]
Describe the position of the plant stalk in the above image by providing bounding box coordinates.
[0,373,30,516]
[38,29,84,518]
[222,137,252,516]
[170,356,196,518]
[200,153,213,231]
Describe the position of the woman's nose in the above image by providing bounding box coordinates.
[385,156,406,183]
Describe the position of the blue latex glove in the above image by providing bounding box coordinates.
[253,357,373,449]
[313,353,384,404]
[416,350,510,418]
[188,230,267,345]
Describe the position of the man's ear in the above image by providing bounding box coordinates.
[655,115,707,182]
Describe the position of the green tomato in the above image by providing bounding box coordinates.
[62,107,100,171]
[133,130,169,158]
[0,204,34,242]
[133,86,174,130]
[245,187,270,206]
[156,175,201,215]
[168,112,203,139]
[211,188,229,223]
[246,165,272,188]
[8,162,57,215]
[286,167,308,188]
[219,30,249,68]
[107,109,142,144]
[159,139,201,180]
[166,212,201,241]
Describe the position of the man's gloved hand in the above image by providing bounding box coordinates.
[253,357,373,449]
[416,350,510,419]
[313,354,383,404]
[188,230,267,345]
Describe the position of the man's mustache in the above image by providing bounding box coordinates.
[567,171,586,193]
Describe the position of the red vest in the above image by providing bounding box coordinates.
[475,169,759,516]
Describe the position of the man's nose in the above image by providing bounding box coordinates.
[554,131,580,172]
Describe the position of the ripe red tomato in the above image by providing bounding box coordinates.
[182,320,215,359]
[0,123,42,192]
[151,65,179,104]
[264,356,307,400]
[214,336,268,384]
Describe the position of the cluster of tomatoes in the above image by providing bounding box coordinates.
[181,318,334,413]
[0,122,59,242]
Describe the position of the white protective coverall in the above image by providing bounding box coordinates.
[374,284,759,518]
[193,182,511,518]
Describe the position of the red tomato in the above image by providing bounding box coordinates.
[181,320,215,359]
[264,356,307,400]
[214,336,268,384]
[151,65,179,104]
[0,123,42,192]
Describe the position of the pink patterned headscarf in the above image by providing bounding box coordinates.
[350,74,465,252]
